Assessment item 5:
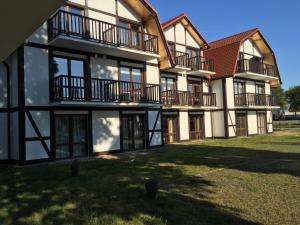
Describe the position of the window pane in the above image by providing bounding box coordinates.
[132,69,142,83]
[167,78,174,91]
[71,60,84,77]
[53,57,68,77]
[161,79,166,92]
[120,67,130,82]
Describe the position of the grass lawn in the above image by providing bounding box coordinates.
[0,129,299,225]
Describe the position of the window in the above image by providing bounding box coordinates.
[236,112,247,136]
[189,114,204,140]
[161,77,176,105]
[118,20,142,48]
[234,81,246,106]
[186,47,199,58]
[119,66,144,101]
[52,56,86,100]
[163,116,179,143]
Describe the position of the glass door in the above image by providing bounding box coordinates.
[122,114,145,151]
[189,114,204,140]
[236,112,247,136]
[257,112,267,134]
[120,66,143,101]
[161,77,176,105]
[188,80,203,105]
[55,115,87,159]
[163,116,179,143]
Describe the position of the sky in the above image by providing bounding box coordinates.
[148,0,300,90]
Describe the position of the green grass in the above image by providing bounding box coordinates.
[1,129,300,225]
[273,123,300,129]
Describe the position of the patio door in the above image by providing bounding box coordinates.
[188,80,202,105]
[236,112,247,136]
[163,116,179,143]
[55,115,88,159]
[257,112,267,134]
[122,114,145,151]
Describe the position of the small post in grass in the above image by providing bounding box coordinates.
[70,160,80,177]
[145,178,159,199]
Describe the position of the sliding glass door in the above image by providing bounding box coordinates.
[122,114,145,151]
[189,114,204,140]
[55,115,88,159]
[163,116,179,143]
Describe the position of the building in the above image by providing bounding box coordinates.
[0,0,281,165]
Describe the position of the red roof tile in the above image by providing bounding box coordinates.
[204,28,260,79]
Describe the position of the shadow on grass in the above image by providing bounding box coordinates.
[1,143,299,225]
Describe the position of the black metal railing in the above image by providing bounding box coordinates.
[172,51,214,72]
[234,93,279,106]
[162,90,216,106]
[48,10,159,54]
[236,59,278,77]
[51,75,161,103]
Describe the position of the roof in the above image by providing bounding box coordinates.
[162,13,209,49]
[204,28,281,84]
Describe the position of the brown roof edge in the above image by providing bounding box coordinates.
[162,13,209,49]
[142,0,175,67]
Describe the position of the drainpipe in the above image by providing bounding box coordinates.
[3,61,11,161]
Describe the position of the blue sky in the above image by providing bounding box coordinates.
[148,0,300,90]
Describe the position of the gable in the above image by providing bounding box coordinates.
[118,0,141,22]
[240,39,262,58]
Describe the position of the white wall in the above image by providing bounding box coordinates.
[177,75,187,91]
[92,111,120,153]
[179,111,189,141]
[204,111,212,138]
[211,80,223,108]
[227,110,236,137]
[0,113,8,160]
[91,57,119,80]
[8,52,18,108]
[10,112,19,160]
[146,64,160,85]
[226,78,234,108]
[240,39,262,58]
[267,110,273,133]
[117,0,141,22]
[25,111,50,138]
[148,110,162,147]
[247,111,258,135]
[26,141,50,161]
[24,47,49,106]
[265,83,271,95]
[212,111,225,137]
[0,64,7,108]
[27,22,48,44]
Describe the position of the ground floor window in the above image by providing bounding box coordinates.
[236,112,247,136]
[257,112,267,134]
[189,114,204,140]
[55,115,88,159]
[121,114,145,151]
[163,116,179,143]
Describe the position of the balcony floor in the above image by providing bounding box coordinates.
[235,72,279,81]
[49,35,160,61]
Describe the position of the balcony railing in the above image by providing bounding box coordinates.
[48,10,159,54]
[236,59,278,77]
[162,90,216,106]
[234,93,279,106]
[51,75,161,103]
[173,51,214,72]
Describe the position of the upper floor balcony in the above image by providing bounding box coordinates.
[235,59,279,81]
[48,10,159,61]
[50,75,161,105]
[162,90,216,107]
[234,93,279,107]
[168,51,215,76]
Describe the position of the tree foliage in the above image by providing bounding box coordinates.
[286,86,300,112]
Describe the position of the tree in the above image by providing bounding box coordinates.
[273,86,287,119]
[286,86,300,118]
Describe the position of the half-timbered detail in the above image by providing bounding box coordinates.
[204,28,281,138]
[0,2,283,165]
[160,14,218,142]
[0,0,169,164]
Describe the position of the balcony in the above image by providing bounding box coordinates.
[162,90,216,107]
[168,51,215,76]
[235,59,279,81]
[234,93,279,107]
[50,75,161,105]
[48,10,159,60]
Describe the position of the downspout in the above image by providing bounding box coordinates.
[3,61,11,161]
